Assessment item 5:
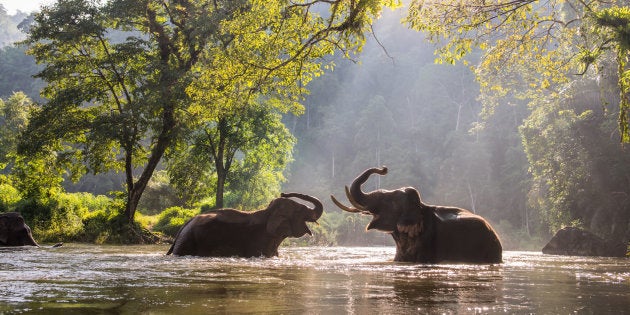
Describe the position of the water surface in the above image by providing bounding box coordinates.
[1,245,628,314]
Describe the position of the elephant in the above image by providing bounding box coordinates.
[331,166,503,263]
[167,192,323,257]
[0,212,39,247]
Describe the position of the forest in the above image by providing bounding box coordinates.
[0,0,628,251]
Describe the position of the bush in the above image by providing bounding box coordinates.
[78,210,164,244]
[0,182,20,212]
[137,170,184,215]
[7,189,180,244]
[153,206,199,237]
[14,197,54,230]
[77,208,119,244]
[14,192,116,243]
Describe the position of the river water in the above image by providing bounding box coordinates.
[0,245,628,314]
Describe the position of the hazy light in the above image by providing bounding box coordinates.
[1,0,56,15]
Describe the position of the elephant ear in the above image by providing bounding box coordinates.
[265,199,291,237]
[396,188,424,237]
[266,213,291,237]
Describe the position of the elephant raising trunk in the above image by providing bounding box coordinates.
[332,166,502,264]
[349,166,389,210]
[281,192,323,222]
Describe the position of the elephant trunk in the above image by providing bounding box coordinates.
[349,166,388,207]
[281,192,323,222]
[25,233,40,247]
[23,223,39,247]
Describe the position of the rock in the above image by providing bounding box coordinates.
[542,227,627,258]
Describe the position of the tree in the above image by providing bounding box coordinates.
[0,92,71,200]
[167,103,294,209]
[406,0,630,141]
[591,7,630,141]
[521,73,630,242]
[21,0,401,225]
[0,92,32,171]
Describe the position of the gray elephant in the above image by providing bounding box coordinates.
[0,212,39,247]
[331,166,502,263]
[167,192,323,257]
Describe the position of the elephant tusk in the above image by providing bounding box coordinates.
[331,195,363,213]
[345,186,368,211]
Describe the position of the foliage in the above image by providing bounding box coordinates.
[521,74,630,242]
[0,93,71,201]
[493,219,546,251]
[137,170,184,215]
[401,0,630,244]
[405,0,630,141]
[79,211,160,244]
[591,7,630,141]
[14,192,113,242]
[0,92,33,170]
[0,182,19,212]
[152,206,199,238]
[0,1,630,249]
[167,104,295,209]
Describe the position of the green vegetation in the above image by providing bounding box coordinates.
[152,206,199,237]
[166,104,295,209]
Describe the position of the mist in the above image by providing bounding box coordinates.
[282,8,534,248]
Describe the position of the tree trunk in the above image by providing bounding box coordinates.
[213,117,228,210]
[123,104,175,223]
[215,168,226,209]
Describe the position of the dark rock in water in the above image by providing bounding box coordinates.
[542,227,627,258]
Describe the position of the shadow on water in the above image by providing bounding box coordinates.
[0,245,628,314]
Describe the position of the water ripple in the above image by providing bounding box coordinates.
[1,245,628,314]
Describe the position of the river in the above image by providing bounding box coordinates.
[0,245,628,314]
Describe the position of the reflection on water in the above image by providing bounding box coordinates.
[0,245,628,314]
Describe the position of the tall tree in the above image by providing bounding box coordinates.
[0,92,70,200]
[167,103,294,209]
[0,92,33,172]
[21,0,400,224]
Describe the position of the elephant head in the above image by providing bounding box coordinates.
[331,166,426,236]
[265,192,323,238]
[0,212,40,246]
